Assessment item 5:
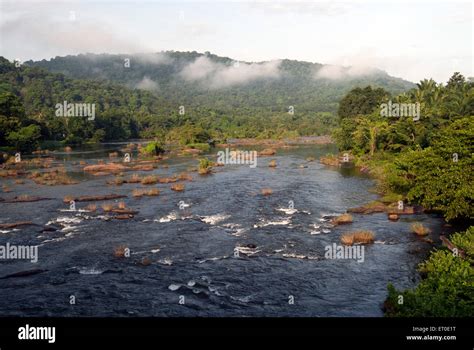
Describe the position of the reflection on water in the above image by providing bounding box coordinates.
[0,144,444,316]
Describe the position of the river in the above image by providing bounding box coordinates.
[0,143,444,316]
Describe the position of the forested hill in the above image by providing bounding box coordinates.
[0,53,415,152]
[26,51,415,114]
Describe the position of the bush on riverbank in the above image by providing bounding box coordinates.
[385,227,474,317]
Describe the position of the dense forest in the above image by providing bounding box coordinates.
[0,52,414,152]
[26,51,414,113]
[331,73,473,316]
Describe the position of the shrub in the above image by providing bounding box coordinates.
[114,245,128,258]
[141,141,165,155]
[132,189,144,198]
[386,248,474,316]
[141,175,159,185]
[198,158,212,175]
[171,183,185,192]
[128,173,142,183]
[63,195,74,203]
[331,213,353,225]
[411,222,430,236]
[341,231,375,245]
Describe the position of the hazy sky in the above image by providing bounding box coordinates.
[0,0,472,83]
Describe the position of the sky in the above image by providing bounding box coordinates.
[0,0,472,83]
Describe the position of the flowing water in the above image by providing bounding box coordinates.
[0,143,444,316]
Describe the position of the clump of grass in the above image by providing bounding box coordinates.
[132,189,145,198]
[306,157,315,162]
[64,146,72,152]
[158,177,177,183]
[261,188,273,196]
[128,173,142,183]
[340,234,354,246]
[85,203,97,212]
[146,188,160,196]
[109,152,119,158]
[114,245,128,258]
[29,170,77,186]
[171,183,185,192]
[178,172,193,181]
[17,194,32,201]
[353,231,375,244]
[117,201,126,209]
[198,158,212,175]
[411,223,431,236]
[14,179,24,184]
[268,160,277,168]
[331,213,353,225]
[101,203,114,212]
[63,195,74,203]
[341,230,375,246]
[141,175,159,185]
[133,188,160,197]
[2,185,11,193]
[112,177,124,186]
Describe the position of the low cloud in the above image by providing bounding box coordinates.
[134,53,172,65]
[314,64,378,80]
[179,56,281,88]
[135,76,159,91]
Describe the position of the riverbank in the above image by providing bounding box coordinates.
[318,150,474,317]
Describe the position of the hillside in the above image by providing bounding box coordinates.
[27,51,415,114]
[1,53,416,151]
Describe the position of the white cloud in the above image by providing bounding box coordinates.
[179,56,281,88]
[135,76,159,91]
[314,64,378,80]
[135,53,172,65]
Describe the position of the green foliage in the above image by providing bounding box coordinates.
[0,53,414,151]
[337,86,390,120]
[91,129,106,143]
[451,226,474,259]
[141,141,165,155]
[26,52,414,118]
[334,73,474,221]
[199,157,212,170]
[386,227,474,317]
[391,117,473,221]
[6,124,41,151]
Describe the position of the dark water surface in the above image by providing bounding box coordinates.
[0,144,443,316]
